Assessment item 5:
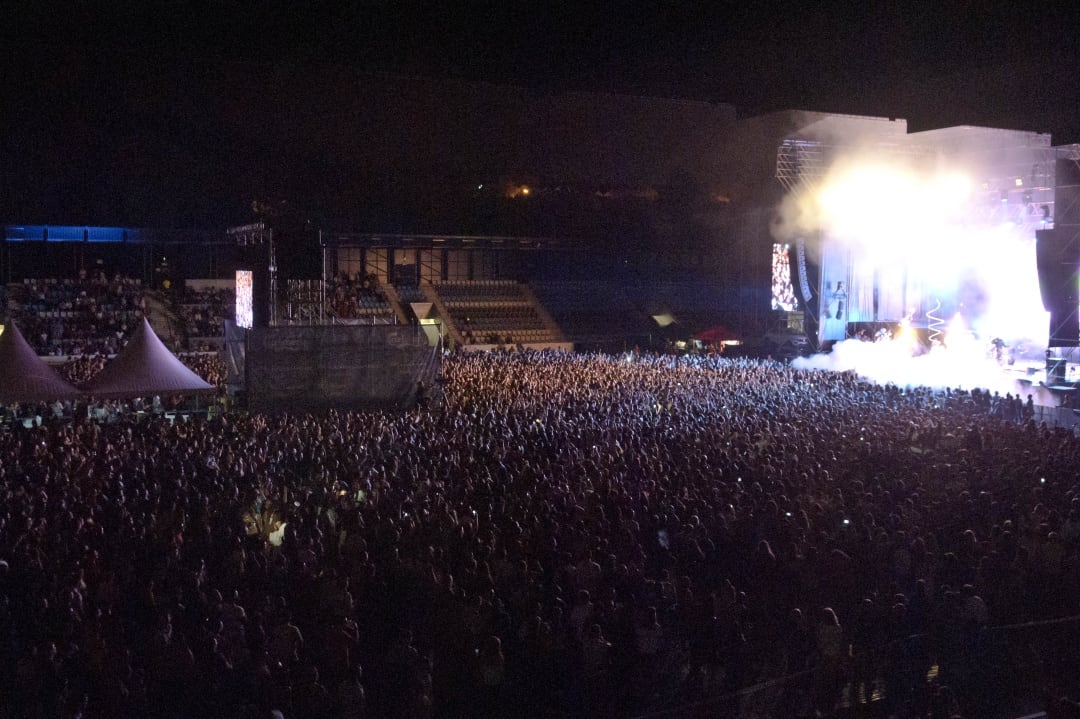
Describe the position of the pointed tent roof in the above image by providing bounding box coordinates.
[84,317,214,398]
[0,321,83,403]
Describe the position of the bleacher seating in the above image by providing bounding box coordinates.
[327,273,397,323]
[4,272,144,356]
[436,280,527,304]
[394,284,427,304]
[531,280,653,350]
[432,280,562,345]
[173,284,234,348]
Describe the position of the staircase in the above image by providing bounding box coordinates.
[142,291,181,348]
[521,283,568,343]
[379,284,410,325]
[422,283,466,348]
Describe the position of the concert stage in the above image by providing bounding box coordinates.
[770,114,1080,404]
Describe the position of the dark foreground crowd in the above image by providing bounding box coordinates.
[2,352,1080,719]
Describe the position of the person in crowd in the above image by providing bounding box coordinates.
[1,350,1080,718]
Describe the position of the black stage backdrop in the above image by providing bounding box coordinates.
[246,325,438,412]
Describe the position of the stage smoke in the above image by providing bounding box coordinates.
[792,338,1021,393]
[772,141,1049,355]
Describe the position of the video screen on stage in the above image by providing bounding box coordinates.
[235,270,253,329]
[771,243,798,311]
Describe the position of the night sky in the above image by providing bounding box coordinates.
[3,1,1079,227]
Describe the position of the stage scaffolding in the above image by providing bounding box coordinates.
[776,137,936,196]
[775,131,937,343]
[774,123,1060,345]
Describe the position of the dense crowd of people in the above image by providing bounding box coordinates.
[327,273,393,320]
[54,353,227,391]
[177,352,229,389]
[172,286,234,346]
[57,355,111,386]
[2,352,1080,719]
[5,272,144,355]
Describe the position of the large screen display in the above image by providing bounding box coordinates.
[771,243,798,311]
[236,270,254,329]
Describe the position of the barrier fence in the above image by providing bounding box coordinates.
[630,614,1080,719]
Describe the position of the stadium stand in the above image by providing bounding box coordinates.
[430,280,565,347]
[532,279,769,352]
[394,284,428,305]
[3,272,144,356]
[531,280,656,350]
[326,273,399,324]
[170,282,235,350]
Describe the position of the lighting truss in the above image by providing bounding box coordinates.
[775,138,934,196]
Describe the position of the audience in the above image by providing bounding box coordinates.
[326,273,392,320]
[171,285,234,347]
[176,352,228,390]
[55,353,227,391]
[5,271,144,355]
[1,351,1079,719]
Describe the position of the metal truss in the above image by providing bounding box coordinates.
[776,139,828,195]
[775,138,934,196]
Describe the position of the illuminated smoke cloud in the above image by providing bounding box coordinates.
[775,132,1050,389]
[792,336,1020,392]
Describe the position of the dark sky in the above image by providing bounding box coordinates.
[7,1,1079,137]
[3,1,1080,229]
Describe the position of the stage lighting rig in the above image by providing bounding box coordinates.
[228,222,272,247]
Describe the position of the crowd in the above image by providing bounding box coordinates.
[2,352,1080,719]
[173,286,234,346]
[4,272,145,355]
[327,273,393,320]
[58,355,111,385]
[176,352,229,389]
[53,353,228,392]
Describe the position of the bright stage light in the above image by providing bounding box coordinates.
[944,312,978,350]
[895,317,917,353]
[807,161,979,288]
[799,151,1046,344]
[785,143,1050,391]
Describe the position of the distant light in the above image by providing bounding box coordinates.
[1015,178,1024,187]
[478,184,483,189]
[521,186,530,196]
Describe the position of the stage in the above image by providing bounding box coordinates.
[769,116,1080,414]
